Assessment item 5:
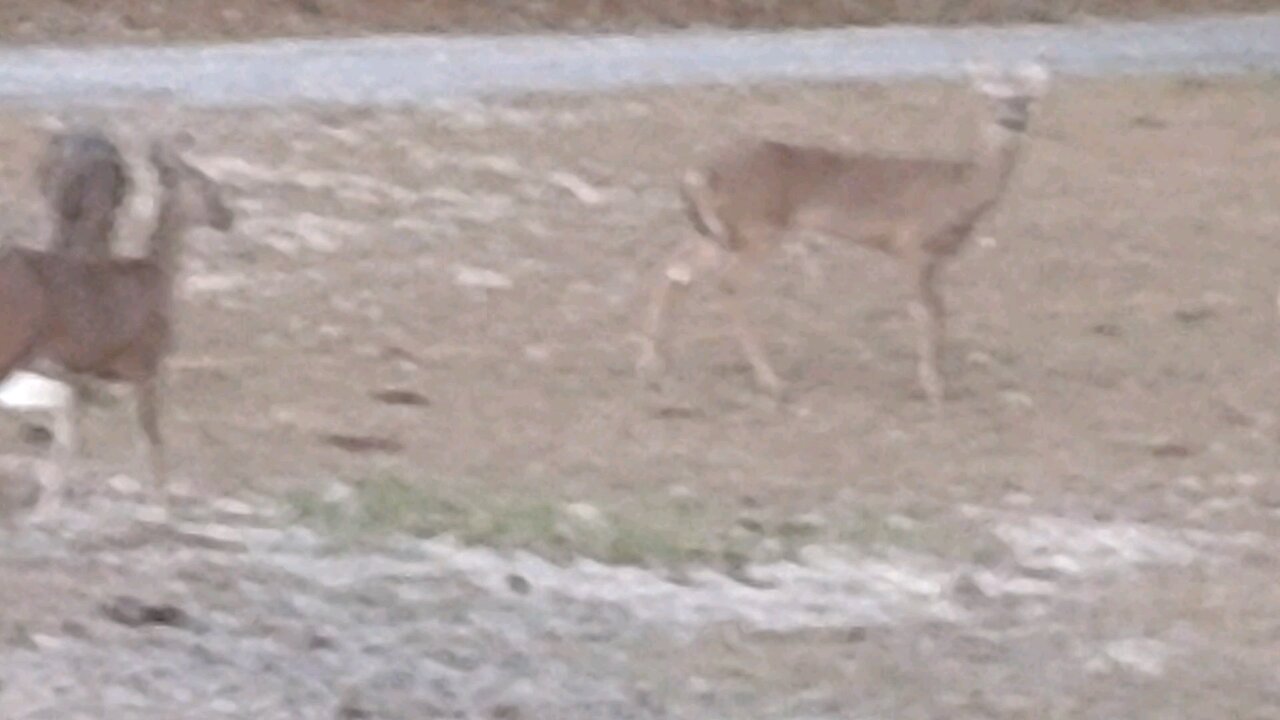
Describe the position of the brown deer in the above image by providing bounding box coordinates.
[636,61,1051,411]
[0,137,233,514]
[5,129,136,457]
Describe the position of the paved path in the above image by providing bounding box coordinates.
[0,13,1277,106]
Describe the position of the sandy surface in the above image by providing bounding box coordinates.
[0,75,1278,716]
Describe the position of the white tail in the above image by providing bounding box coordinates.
[638,60,1052,410]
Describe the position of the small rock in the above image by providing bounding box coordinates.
[1234,473,1260,488]
[323,481,356,504]
[952,572,990,603]
[29,633,65,652]
[522,344,553,363]
[752,537,786,563]
[59,620,89,639]
[133,505,170,526]
[319,432,404,454]
[107,474,144,496]
[1250,482,1280,509]
[208,698,240,714]
[482,678,540,720]
[370,389,431,407]
[1103,638,1170,677]
[666,484,697,505]
[1174,475,1204,494]
[0,457,42,521]
[548,171,607,205]
[562,502,607,528]
[210,497,257,518]
[100,596,190,629]
[165,522,249,552]
[453,265,513,290]
[18,423,52,447]
[1149,441,1195,459]
[885,514,917,532]
[1002,492,1033,507]
[779,512,827,536]
[1173,306,1215,324]
[505,574,532,595]
[999,390,1034,409]
[556,502,614,547]
[965,350,996,367]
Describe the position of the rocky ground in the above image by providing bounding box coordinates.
[0,75,1278,717]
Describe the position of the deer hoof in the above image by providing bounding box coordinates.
[635,346,667,386]
[753,368,786,399]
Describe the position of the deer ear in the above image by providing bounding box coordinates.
[965,59,1012,97]
[148,138,182,177]
[1015,61,1052,96]
[170,130,196,152]
[964,60,999,83]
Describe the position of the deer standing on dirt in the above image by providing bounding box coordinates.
[636,61,1051,411]
[0,138,233,513]
[1,130,135,462]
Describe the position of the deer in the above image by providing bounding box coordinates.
[0,136,233,516]
[0,129,136,458]
[636,60,1052,412]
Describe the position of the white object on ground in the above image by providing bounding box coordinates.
[0,371,73,412]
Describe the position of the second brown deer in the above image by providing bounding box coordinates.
[637,60,1052,411]
[0,137,233,513]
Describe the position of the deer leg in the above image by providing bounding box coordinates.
[720,253,783,396]
[134,375,168,498]
[52,380,87,457]
[908,259,946,413]
[46,381,84,510]
[637,236,726,384]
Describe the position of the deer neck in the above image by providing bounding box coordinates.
[961,120,1027,217]
[146,188,188,277]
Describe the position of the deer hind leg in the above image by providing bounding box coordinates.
[719,251,783,396]
[908,259,947,413]
[51,379,88,457]
[46,380,84,511]
[134,376,168,500]
[636,235,729,384]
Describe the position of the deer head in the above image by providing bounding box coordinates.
[149,136,234,233]
[966,60,1052,133]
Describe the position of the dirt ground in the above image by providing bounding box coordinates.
[0,75,1278,716]
[0,75,1274,531]
[1,0,1278,45]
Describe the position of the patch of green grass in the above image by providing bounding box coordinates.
[284,473,726,567]
[831,506,1009,565]
[284,473,1007,570]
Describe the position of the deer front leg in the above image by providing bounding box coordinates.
[637,236,726,385]
[720,253,783,397]
[908,259,946,413]
[134,375,168,500]
[52,379,88,457]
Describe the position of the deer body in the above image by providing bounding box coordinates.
[639,62,1051,409]
[0,139,231,512]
